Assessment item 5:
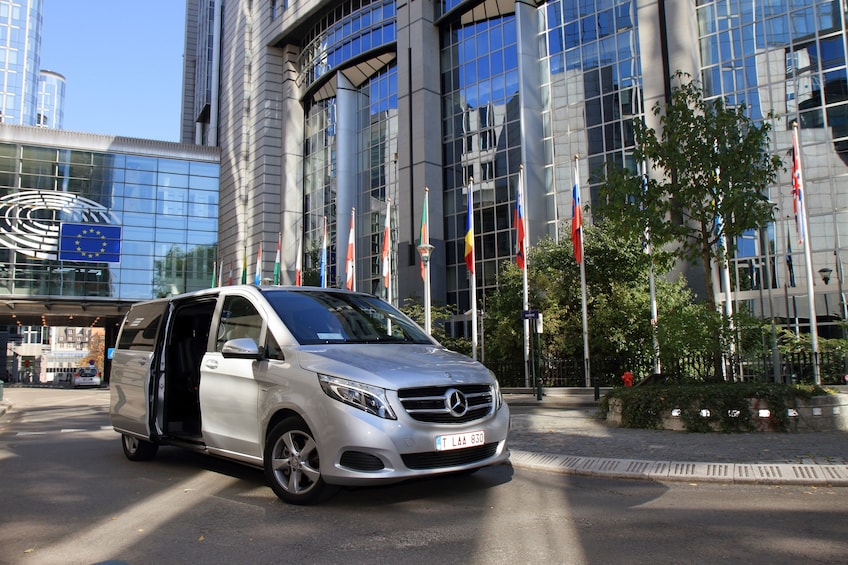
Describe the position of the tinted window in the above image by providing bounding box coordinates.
[263,289,432,345]
[117,302,168,351]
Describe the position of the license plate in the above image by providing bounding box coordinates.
[435,430,485,451]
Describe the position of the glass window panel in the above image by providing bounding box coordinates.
[549,27,564,55]
[826,103,848,139]
[581,16,597,42]
[565,21,580,50]
[824,69,847,103]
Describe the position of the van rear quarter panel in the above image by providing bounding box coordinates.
[110,349,155,437]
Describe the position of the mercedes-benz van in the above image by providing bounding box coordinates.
[110,285,510,504]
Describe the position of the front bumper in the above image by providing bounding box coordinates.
[316,400,511,486]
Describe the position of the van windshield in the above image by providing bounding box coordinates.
[262,289,434,345]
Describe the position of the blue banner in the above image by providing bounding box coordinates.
[59,223,121,263]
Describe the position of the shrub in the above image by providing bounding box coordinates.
[599,383,832,432]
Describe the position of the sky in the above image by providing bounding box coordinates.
[40,0,186,142]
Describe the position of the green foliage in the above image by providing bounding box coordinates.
[484,220,697,377]
[596,72,783,317]
[600,383,832,432]
[400,298,471,356]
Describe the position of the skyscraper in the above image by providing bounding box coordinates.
[183,0,847,333]
[0,0,44,126]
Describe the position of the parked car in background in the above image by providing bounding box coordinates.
[74,366,102,388]
[110,285,510,505]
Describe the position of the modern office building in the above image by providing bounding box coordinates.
[0,0,44,126]
[36,69,64,128]
[183,0,847,337]
[0,124,220,380]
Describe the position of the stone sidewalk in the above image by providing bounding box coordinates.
[505,388,848,486]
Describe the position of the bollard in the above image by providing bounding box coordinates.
[0,380,4,401]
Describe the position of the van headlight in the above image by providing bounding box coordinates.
[490,371,503,410]
[318,374,397,420]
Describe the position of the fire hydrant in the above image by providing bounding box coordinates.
[621,370,634,387]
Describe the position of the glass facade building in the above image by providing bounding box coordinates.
[186,0,848,337]
[0,0,43,126]
[0,125,219,325]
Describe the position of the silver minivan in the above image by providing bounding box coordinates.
[110,286,510,504]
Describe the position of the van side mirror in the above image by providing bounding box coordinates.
[221,338,263,360]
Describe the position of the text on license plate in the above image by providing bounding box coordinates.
[435,430,485,451]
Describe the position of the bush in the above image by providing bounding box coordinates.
[599,382,833,432]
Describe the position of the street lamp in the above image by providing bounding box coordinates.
[416,242,434,334]
[819,267,832,316]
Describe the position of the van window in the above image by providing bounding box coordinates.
[117,302,167,351]
[216,295,263,352]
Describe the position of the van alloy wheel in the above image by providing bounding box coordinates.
[121,434,159,461]
[264,417,333,504]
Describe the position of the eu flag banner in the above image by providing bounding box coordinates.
[59,223,121,263]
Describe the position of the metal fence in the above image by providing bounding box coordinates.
[486,351,848,388]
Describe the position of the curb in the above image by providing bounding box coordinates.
[509,450,848,486]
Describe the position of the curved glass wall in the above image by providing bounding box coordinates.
[302,98,338,287]
[297,0,396,91]
[695,0,848,332]
[441,15,520,312]
[359,64,397,298]
[0,142,219,300]
[540,0,642,211]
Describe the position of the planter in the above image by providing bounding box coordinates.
[605,394,848,432]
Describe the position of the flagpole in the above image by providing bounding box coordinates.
[519,166,531,387]
[573,156,591,389]
[641,160,661,374]
[345,207,356,291]
[793,123,820,384]
[417,189,434,334]
[467,178,478,360]
[320,215,327,288]
[295,221,303,286]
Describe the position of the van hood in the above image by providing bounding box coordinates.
[295,344,493,390]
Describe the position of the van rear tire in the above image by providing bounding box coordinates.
[264,417,336,505]
[121,434,159,461]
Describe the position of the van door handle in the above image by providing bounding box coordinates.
[205,359,219,370]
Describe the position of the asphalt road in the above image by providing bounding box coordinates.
[1,388,847,564]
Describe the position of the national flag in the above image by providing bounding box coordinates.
[381,198,391,289]
[295,226,303,286]
[227,258,234,286]
[241,247,247,284]
[419,189,429,280]
[345,207,355,291]
[786,232,796,288]
[791,126,806,244]
[464,180,475,274]
[319,216,328,288]
[572,164,583,264]
[514,173,526,270]
[58,223,121,263]
[254,243,262,285]
[273,233,282,285]
[212,260,217,287]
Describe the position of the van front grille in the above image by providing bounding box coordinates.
[397,384,494,423]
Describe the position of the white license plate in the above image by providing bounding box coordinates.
[435,430,485,451]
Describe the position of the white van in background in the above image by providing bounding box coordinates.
[109,286,510,505]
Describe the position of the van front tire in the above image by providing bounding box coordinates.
[264,417,335,505]
[121,434,159,461]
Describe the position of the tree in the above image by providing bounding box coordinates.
[598,73,782,314]
[484,220,689,379]
[597,74,783,380]
[400,298,471,356]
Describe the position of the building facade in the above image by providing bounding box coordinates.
[36,69,64,128]
[184,0,847,337]
[0,125,220,380]
[0,0,44,126]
